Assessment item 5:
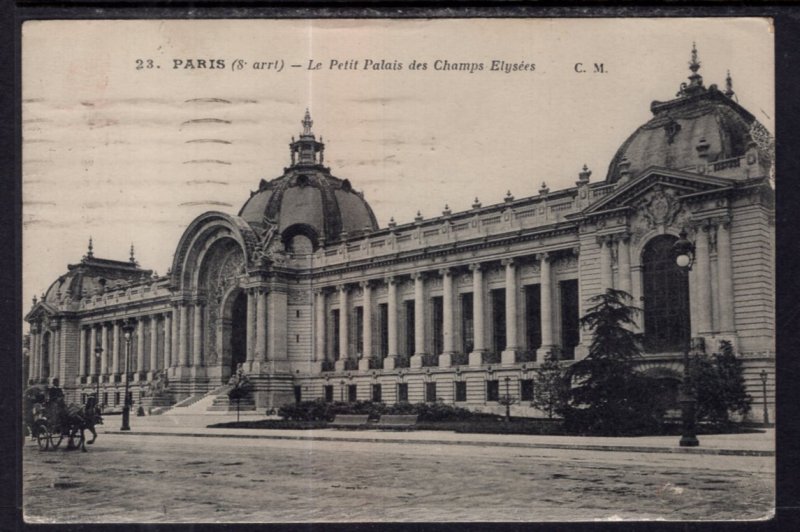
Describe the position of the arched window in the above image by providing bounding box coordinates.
[642,235,690,352]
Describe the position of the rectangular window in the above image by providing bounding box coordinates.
[405,300,415,356]
[324,385,334,403]
[294,385,302,404]
[372,384,382,402]
[525,284,542,353]
[397,383,409,403]
[348,384,357,403]
[461,293,474,354]
[560,279,580,360]
[486,380,499,402]
[81,394,86,405]
[455,381,467,402]
[491,288,506,353]
[379,303,389,357]
[355,306,364,356]
[103,392,109,406]
[425,382,437,402]
[520,379,534,402]
[332,309,340,359]
[114,392,120,406]
[432,296,444,355]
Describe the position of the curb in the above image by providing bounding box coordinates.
[104,430,774,457]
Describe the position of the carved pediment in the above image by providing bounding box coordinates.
[582,167,732,216]
[24,302,58,324]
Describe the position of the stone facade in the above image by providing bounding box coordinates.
[25,54,775,420]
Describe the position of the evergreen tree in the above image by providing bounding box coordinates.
[564,289,665,435]
[531,352,568,419]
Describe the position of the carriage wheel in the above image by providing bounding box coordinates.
[49,431,64,449]
[36,427,50,451]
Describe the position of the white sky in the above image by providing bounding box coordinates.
[22,18,774,329]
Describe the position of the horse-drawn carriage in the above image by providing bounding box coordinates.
[24,384,102,452]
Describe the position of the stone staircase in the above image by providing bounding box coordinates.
[207,387,256,412]
[162,385,229,416]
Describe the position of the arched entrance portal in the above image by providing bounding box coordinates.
[642,235,691,352]
[230,291,248,375]
[220,288,248,380]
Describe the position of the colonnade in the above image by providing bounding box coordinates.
[75,311,174,383]
[314,253,565,368]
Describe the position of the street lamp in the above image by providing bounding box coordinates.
[121,319,136,431]
[504,376,512,423]
[672,230,699,447]
[94,346,103,403]
[760,369,769,426]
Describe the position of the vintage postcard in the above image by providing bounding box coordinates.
[22,18,774,523]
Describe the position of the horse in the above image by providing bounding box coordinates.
[62,398,103,452]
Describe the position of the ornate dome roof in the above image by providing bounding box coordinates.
[238,110,379,248]
[606,45,772,183]
[40,240,153,304]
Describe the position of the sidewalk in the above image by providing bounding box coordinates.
[99,413,775,457]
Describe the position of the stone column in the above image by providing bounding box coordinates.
[178,303,189,368]
[192,303,204,368]
[171,305,179,369]
[163,312,172,369]
[335,285,349,371]
[384,277,399,369]
[537,252,556,360]
[255,288,268,364]
[410,272,427,368]
[136,318,145,380]
[599,236,613,292]
[716,219,736,337]
[246,289,256,362]
[501,258,519,365]
[37,328,44,381]
[89,325,97,380]
[148,316,158,379]
[112,321,120,376]
[100,322,109,376]
[78,326,86,378]
[439,268,455,367]
[51,324,60,382]
[617,234,632,296]
[266,289,288,371]
[468,263,485,366]
[29,329,37,382]
[359,282,373,370]
[314,290,326,363]
[694,224,713,336]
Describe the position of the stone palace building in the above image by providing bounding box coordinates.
[25,50,775,419]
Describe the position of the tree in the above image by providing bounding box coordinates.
[687,340,752,425]
[531,352,568,419]
[564,289,665,435]
[227,367,254,422]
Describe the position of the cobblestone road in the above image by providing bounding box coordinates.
[23,433,774,523]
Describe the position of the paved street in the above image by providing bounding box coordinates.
[23,429,774,523]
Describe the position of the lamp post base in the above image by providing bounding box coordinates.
[120,406,131,431]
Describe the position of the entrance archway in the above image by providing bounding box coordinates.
[230,291,248,375]
[642,235,691,352]
[220,288,248,379]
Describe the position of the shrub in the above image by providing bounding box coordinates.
[687,340,752,425]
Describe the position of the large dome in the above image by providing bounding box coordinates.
[606,47,772,183]
[238,111,378,249]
